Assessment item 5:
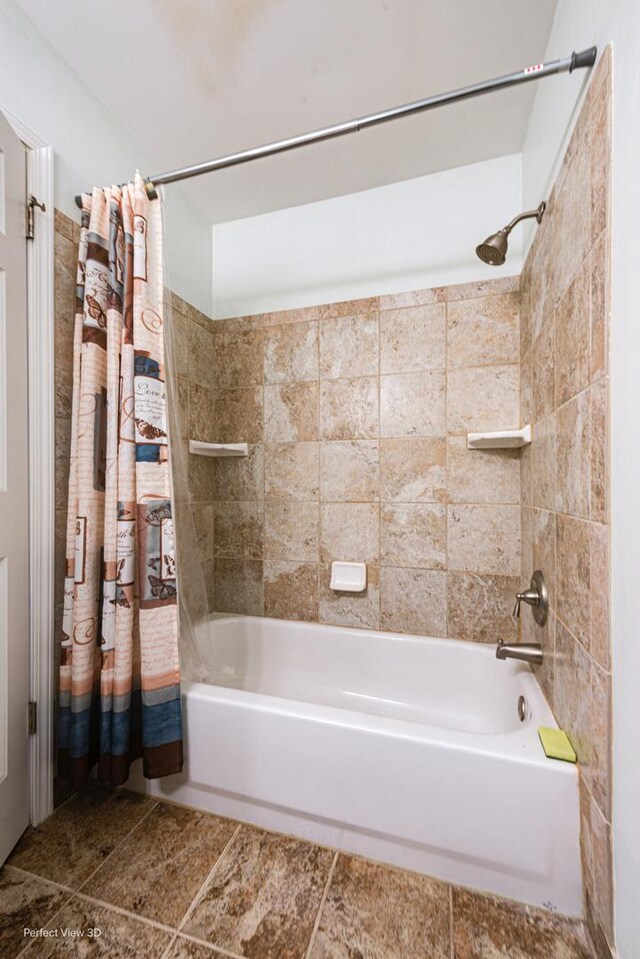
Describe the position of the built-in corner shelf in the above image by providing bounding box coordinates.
[189,440,248,458]
[467,425,531,450]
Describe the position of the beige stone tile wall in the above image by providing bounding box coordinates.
[55,249,520,660]
[520,48,612,957]
[207,276,522,641]
[166,290,218,616]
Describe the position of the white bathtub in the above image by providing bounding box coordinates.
[128,614,583,916]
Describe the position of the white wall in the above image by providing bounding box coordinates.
[211,154,522,318]
[0,0,212,316]
[523,4,640,957]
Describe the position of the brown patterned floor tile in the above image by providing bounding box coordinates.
[183,826,333,959]
[0,866,69,959]
[21,897,171,958]
[164,937,219,958]
[85,804,237,928]
[8,788,155,889]
[309,854,450,959]
[452,888,591,959]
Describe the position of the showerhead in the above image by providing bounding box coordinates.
[476,202,546,266]
[476,231,509,266]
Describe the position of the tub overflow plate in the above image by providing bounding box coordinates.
[517,695,527,722]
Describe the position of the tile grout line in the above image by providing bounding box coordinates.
[246,361,521,391]
[69,891,249,959]
[6,798,158,895]
[74,798,159,894]
[316,321,322,620]
[376,309,382,611]
[217,497,522,508]
[261,322,267,614]
[158,931,180,959]
[552,472,559,718]
[177,823,243,932]
[6,867,77,959]
[72,889,183,936]
[165,928,248,959]
[13,889,78,959]
[444,298,450,638]
[5,864,76,894]
[303,851,338,959]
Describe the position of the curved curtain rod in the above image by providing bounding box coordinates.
[74,46,596,209]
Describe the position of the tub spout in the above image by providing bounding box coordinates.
[496,640,543,665]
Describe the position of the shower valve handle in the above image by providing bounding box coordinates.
[513,589,540,619]
[512,571,549,626]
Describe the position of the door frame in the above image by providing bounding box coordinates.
[4,110,55,825]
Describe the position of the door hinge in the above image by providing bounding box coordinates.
[26,194,46,241]
[28,701,37,735]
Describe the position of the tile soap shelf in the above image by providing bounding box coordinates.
[330,561,367,593]
[467,425,531,450]
[189,440,248,458]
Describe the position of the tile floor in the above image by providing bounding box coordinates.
[1,787,593,959]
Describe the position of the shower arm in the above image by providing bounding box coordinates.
[74,47,596,208]
[501,202,547,236]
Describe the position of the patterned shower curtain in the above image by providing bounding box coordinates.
[58,175,183,788]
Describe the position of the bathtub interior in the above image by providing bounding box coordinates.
[187,614,545,736]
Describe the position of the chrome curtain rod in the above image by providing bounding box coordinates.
[74,46,596,208]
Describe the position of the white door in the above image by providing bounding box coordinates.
[0,110,30,863]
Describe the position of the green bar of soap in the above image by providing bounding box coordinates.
[538,727,577,763]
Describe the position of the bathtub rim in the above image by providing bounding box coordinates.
[180,671,564,770]
[184,613,562,766]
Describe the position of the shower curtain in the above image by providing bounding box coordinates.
[58,174,183,788]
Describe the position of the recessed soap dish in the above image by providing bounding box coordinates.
[330,562,367,593]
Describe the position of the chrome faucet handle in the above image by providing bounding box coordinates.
[513,571,549,626]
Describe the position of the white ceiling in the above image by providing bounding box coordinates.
[17,0,558,223]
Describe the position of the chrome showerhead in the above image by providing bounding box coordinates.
[476,202,546,266]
